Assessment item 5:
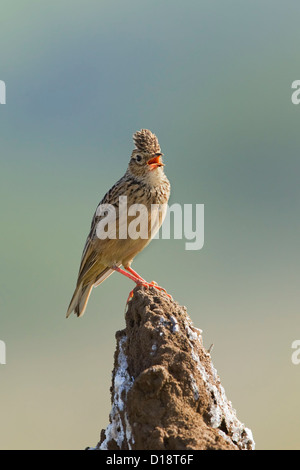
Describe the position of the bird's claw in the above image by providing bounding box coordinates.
[148,281,172,299]
[126,289,135,304]
[126,280,172,305]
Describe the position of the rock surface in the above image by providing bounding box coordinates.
[94,286,255,450]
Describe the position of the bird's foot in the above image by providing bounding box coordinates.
[126,289,134,304]
[126,280,148,304]
[147,280,172,299]
[126,280,172,304]
[113,266,172,303]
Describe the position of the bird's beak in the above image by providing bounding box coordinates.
[147,153,164,169]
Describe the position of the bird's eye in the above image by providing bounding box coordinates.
[135,154,142,163]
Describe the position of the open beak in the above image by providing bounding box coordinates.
[147,153,164,169]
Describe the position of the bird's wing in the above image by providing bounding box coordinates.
[75,176,126,285]
[149,202,168,240]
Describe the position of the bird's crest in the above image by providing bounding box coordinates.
[133,129,161,154]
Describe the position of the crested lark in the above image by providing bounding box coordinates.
[67,129,171,318]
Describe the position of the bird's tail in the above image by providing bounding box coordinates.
[66,265,116,318]
[66,281,94,318]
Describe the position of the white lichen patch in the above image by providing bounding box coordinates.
[187,330,255,450]
[184,319,203,343]
[150,343,157,356]
[170,315,179,333]
[189,374,200,400]
[185,324,198,341]
[193,326,203,335]
[124,412,134,448]
[156,315,180,335]
[99,336,134,450]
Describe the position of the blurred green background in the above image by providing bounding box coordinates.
[1,0,300,450]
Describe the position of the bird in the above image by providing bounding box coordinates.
[67,129,171,318]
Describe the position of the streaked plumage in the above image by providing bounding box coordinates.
[67,129,170,318]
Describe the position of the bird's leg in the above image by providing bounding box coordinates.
[112,265,172,302]
[112,266,148,303]
[124,267,151,303]
[123,266,172,300]
[124,266,147,283]
[112,266,147,285]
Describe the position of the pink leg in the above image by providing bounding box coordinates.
[125,267,169,295]
[124,266,147,283]
[112,265,172,303]
[112,266,147,285]
[112,266,147,303]
[124,267,167,294]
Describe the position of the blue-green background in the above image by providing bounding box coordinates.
[1,0,300,449]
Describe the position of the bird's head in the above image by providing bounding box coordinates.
[128,129,165,179]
